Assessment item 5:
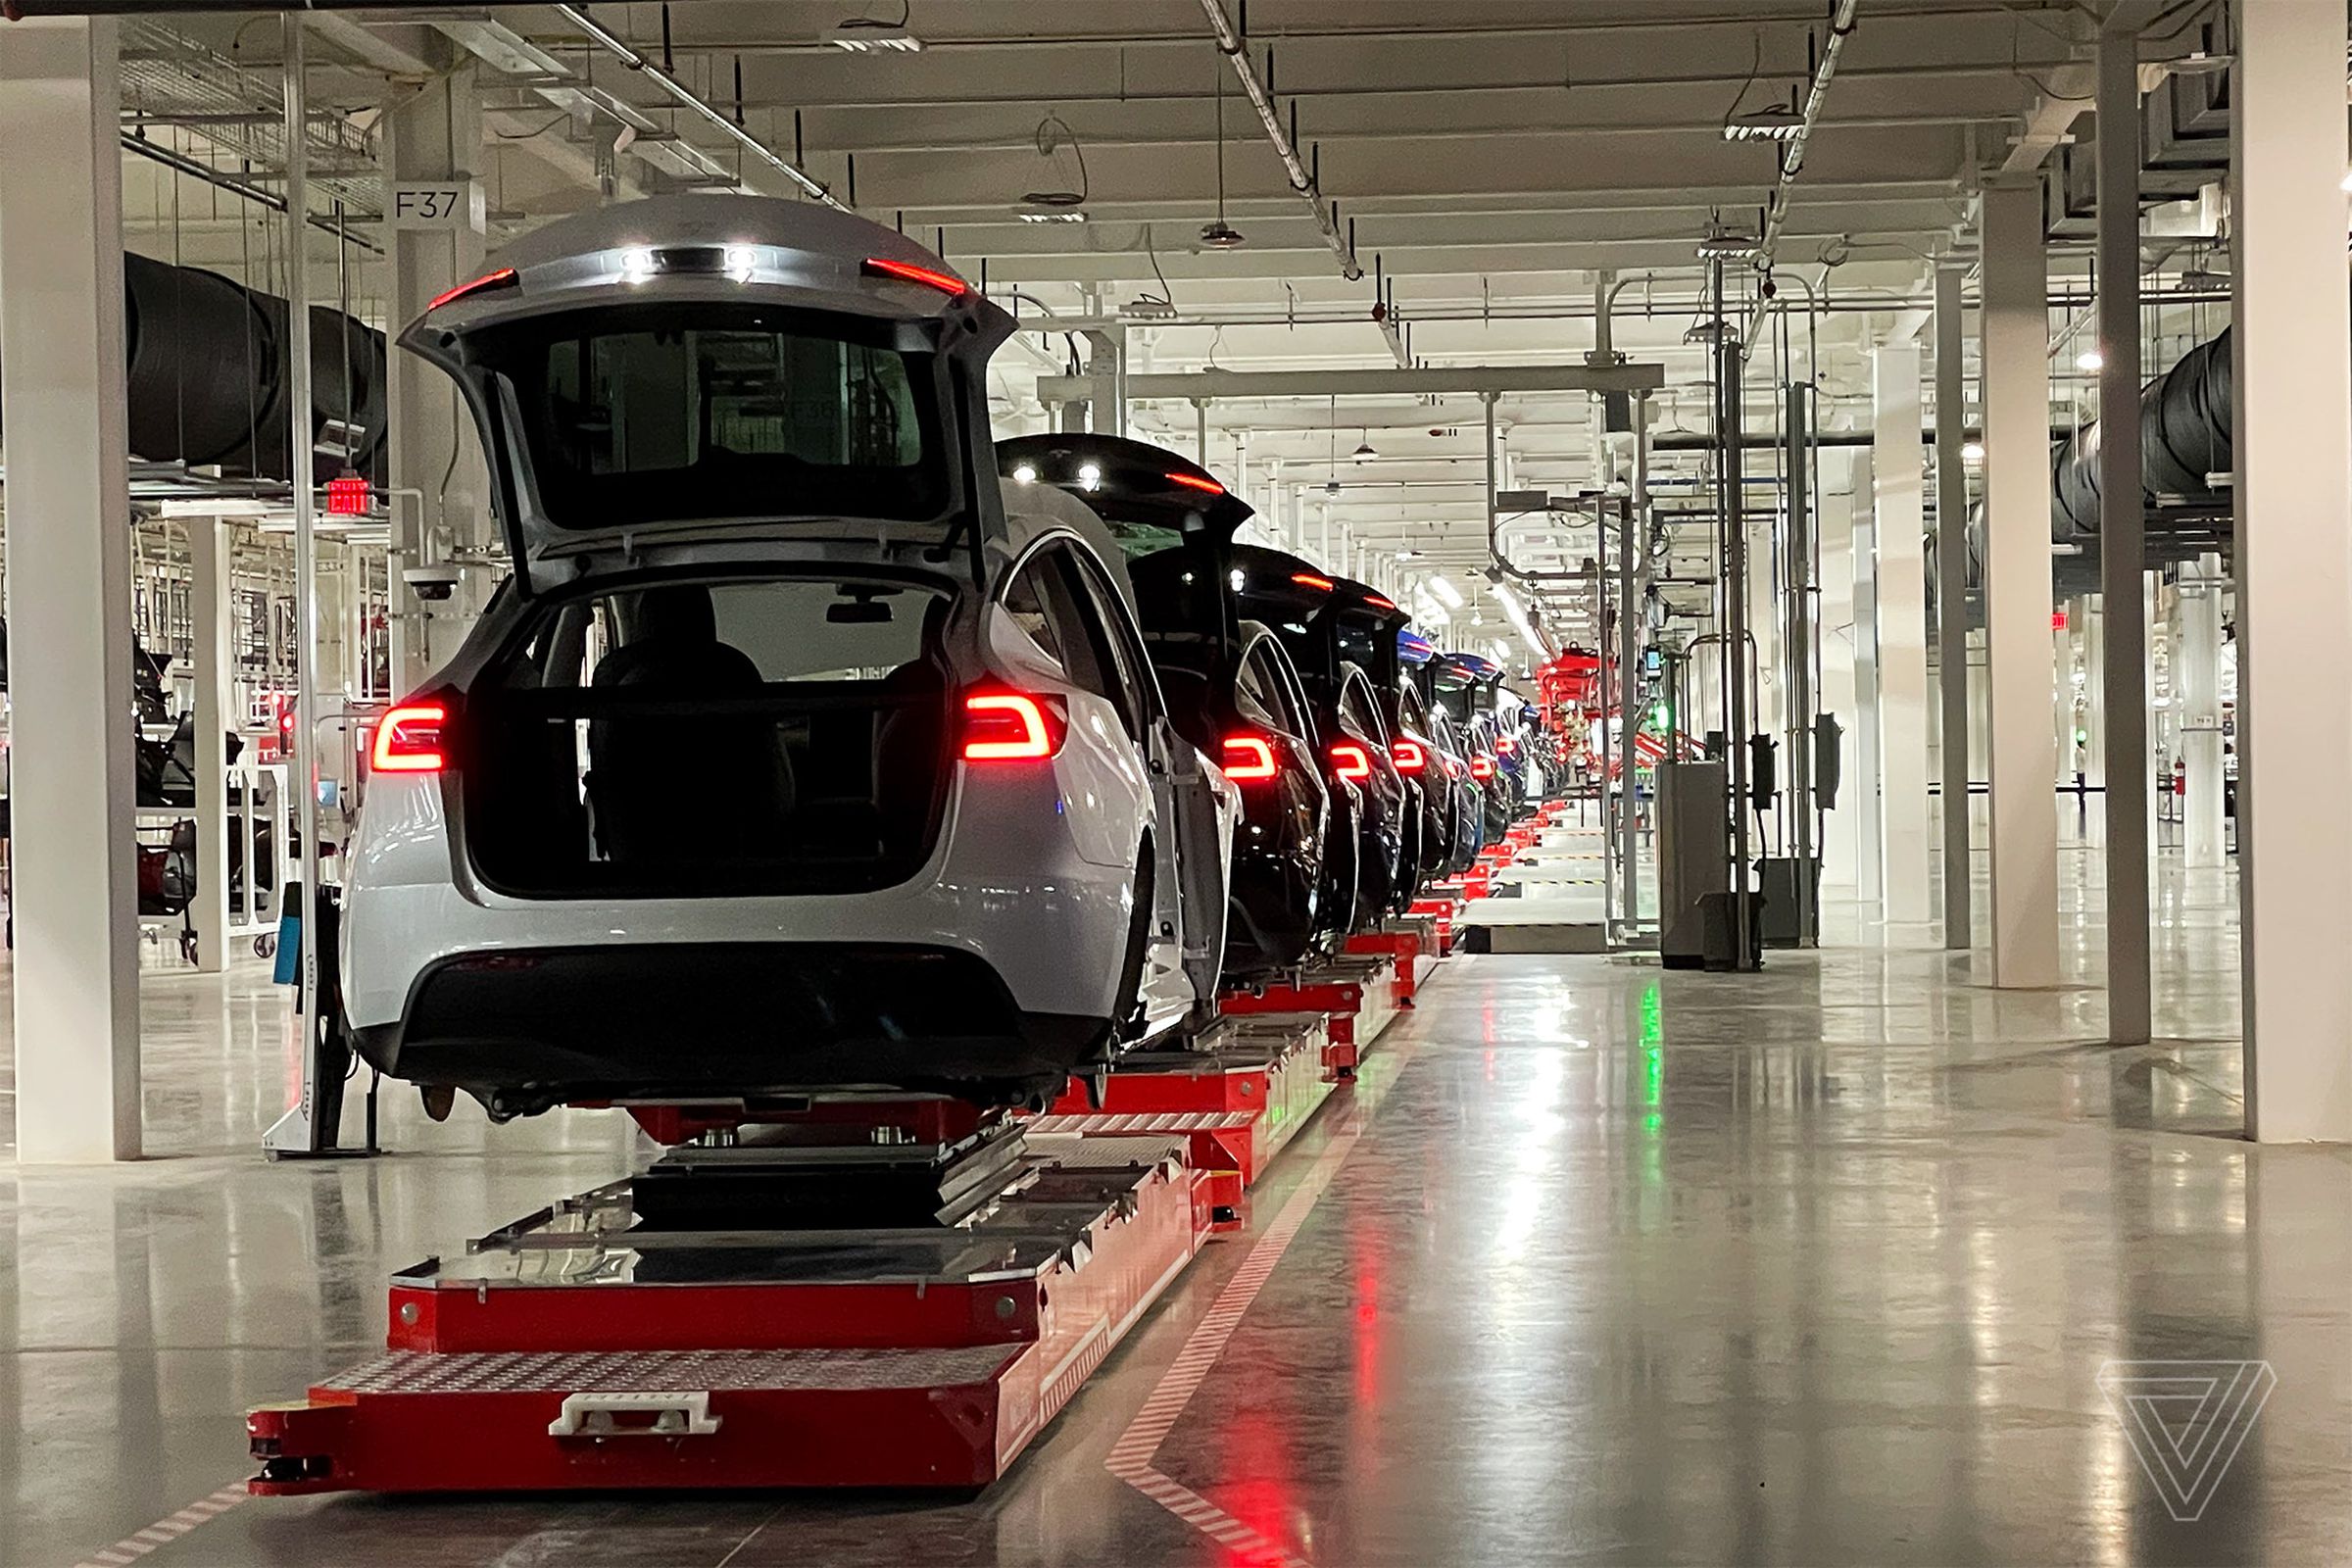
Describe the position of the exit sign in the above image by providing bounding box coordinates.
[325,475,371,516]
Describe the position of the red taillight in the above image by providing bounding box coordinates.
[1331,742,1373,781]
[1495,735,1518,756]
[962,691,1065,760]
[427,267,517,312]
[1291,571,1334,592]
[1392,738,1427,773]
[1470,754,1495,780]
[1166,470,1225,495]
[1362,593,1397,612]
[1221,734,1280,780]
[371,703,448,773]
[863,255,968,296]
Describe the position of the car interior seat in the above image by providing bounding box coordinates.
[587,584,794,864]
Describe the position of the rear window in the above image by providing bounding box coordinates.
[457,572,956,899]
[480,303,949,529]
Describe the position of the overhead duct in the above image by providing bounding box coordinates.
[2050,326,2233,542]
[0,252,386,486]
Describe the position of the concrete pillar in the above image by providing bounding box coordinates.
[2145,573,2161,858]
[2180,554,2226,869]
[1873,344,1933,924]
[2082,596,2107,790]
[380,59,487,691]
[1933,267,1972,949]
[0,16,142,1160]
[2097,14,2153,1043]
[1849,453,1885,909]
[1980,178,2060,988]
[189,519,233,974]
[2233,0,2352,1141]
[1818,451,1860,895]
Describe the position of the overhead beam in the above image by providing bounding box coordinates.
[1038,364,1667,404]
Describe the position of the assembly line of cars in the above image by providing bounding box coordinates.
[337,195,1549,1124]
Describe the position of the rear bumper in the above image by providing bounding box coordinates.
[352,942,1102,1112]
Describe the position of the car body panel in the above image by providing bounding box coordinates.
[341,198,1234,1112]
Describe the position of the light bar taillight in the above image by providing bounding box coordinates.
[962,690,1066,760]
[1362,594,1397,612]
[371,703,448,773]
[1221,734,1280,781]
[863,255,969,296]
[1165,470,1225,496]
[1470,754,1495,780]
[1495,735,1518,756]
[1392,738,1427,774]
[427,267,517,312]
[1331,742,1373,782]
[1291,572,1335,592]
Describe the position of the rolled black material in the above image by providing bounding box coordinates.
[2051,326,2233,542]
[0,252,385,485]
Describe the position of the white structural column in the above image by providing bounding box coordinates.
[0,17,142,1160]
[2180,554,2226,868]
[1850,453,1885,909]
[1979,179,2060,988]
[2233,0,2352,1142]
[1817,452,1861,896]
[1873,344,1933,925]
[2097,13,2152,1044]
[380,58,486,691]
[1933,267,1972,949]
[189,519,233,973]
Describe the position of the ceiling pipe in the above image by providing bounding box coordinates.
[1757,0,1862,273]
[1196,0,1364,281]
[552,5,844,210]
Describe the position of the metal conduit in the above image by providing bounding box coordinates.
[1756,0,1862,272]
[1197,0,1364,281]
[552,4,844,210]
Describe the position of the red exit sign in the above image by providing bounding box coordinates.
[325,475,370,516]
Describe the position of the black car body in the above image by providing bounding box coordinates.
[1228,548,1412,927]
[997,433,1341,973]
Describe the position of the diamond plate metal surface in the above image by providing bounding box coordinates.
[1031,1135,1191,1171]
[323,1345,1015,1396]
[1029,1112,1258,1136]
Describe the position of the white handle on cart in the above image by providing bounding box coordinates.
[547,1391,721,1439]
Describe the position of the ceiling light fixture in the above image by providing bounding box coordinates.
[1351,431,1377,462]
[1961,440,1985,463]
[1020,113,1088,215]
[1200,49,1245,251]
[1696,225,1762,261]
[826,3,923,52]
[1430,575,1465,610]
[2078,347,2105,370]
[1723,104,1805,142]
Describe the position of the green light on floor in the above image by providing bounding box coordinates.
[1641,982,1663,1109]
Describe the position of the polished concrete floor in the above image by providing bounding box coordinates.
[3,844,2348,1566]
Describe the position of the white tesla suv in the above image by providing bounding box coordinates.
[340,196,1235,1119]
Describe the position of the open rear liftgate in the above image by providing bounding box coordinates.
[246,923,1436,1494]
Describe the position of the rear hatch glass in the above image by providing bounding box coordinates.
[457,571,954,898]
[467,302,952,542]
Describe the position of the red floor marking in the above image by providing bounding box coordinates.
[1105,1122,1365,1568]
[72,1485,247,1568]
